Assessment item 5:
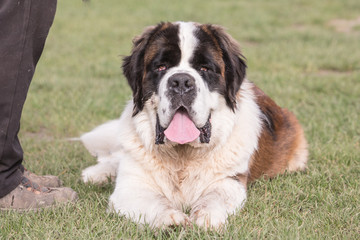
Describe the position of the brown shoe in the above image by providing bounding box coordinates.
[24,168,63,188]
[0,176,78,211]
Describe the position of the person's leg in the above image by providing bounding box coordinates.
[0,0,58,198]
[0,0,78,209]
[0,0,77,211]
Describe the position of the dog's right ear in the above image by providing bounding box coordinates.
[122,25,159,116]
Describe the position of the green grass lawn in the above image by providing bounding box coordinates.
[1,0,359,239]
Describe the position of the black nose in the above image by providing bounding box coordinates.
[168,73,195,94]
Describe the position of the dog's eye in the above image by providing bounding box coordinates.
[200,66,208,72]
[156,65,167,72]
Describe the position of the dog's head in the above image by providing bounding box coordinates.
[123,22,246,146]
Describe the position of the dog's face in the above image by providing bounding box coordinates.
[123,22,246,145]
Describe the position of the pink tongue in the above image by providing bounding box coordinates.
[164,111,200,144]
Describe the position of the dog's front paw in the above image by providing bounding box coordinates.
[81,165,115,184]
[190,208,226,230]
[155,210,190,228]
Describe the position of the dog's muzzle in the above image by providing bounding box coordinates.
[166,73,197,109]
[155,73,211,145]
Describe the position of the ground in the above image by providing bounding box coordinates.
[1,0,359,239]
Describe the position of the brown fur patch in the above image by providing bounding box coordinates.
[143,22,172,67]
[248,86,308,181]
[200,25,226,78]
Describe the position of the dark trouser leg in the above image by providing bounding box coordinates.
[0,0,57,198]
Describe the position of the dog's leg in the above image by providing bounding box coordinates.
[190,176,247,229]
[80,119,125,184]
[81,155,120,184]
[108,157,189,228]
[109,188,189,228]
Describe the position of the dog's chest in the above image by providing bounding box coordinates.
[155,153,220,206]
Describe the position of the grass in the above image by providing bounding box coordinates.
[1,0,359,239]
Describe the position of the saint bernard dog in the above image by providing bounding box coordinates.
[80,21,308,229]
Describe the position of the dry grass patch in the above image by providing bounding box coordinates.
[328,16,360,33]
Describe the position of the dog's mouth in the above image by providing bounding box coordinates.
[155,107,211,145]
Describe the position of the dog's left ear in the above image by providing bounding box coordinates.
[122,25,160,116]
[209,25,247,111]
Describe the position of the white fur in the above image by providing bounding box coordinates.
[157,22,215,129]
[80,22,263,229]
[177,21,198,66]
